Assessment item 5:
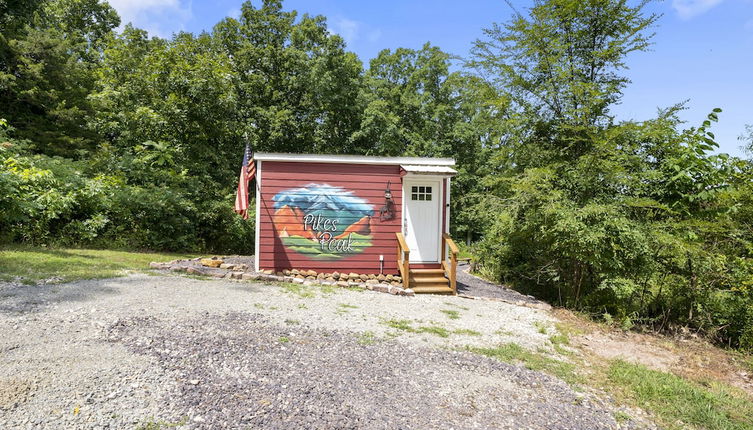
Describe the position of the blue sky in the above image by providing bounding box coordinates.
[108,0,753,157]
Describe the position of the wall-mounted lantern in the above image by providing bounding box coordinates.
[379,181,395,221]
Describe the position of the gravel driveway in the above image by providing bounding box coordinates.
[0,273,651,429]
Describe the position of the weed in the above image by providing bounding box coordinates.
[613,411,632,423]
[338,303,359,309]
[440,309,461,320]
[253,303,265,309]
[297,303,308,309]
[533,321,548,334]
[278,336,290,343]
[495,328,513,336]
[284,319,300,325]
[443,301,469,311]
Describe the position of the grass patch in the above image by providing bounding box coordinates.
[338,303,359,309]
[284,319,300,325]
[606,360,753,430]
[358,331,377,345]
[416,325,450,337]
[383,318,414,332]
[278,336,290,343]
[380,319,454,338]
[278,282,315,298]
[0,246,195,284]
[440,309,461,320]
[468,343,580,385]
[453,328,482,336]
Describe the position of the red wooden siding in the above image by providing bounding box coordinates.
[258,161,403,274]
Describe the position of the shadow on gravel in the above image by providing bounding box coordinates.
[0,277,122,315]
[456,263,548,307]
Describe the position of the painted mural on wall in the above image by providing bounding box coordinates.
[272,184,375,260]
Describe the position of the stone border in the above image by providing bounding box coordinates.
[149,257,414,297]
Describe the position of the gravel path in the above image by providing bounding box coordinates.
[0,273,652,429]
[456,263,547,307]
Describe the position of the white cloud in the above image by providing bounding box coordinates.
[109,0,192,38]
[329,17,360,46]
[672,0,724,19]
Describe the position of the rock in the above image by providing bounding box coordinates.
[262,269,274,275]
[291,269,300,275]
[283,269,291,275]
[219,263,236,270]
[306,270,317,277]
[237,264,249,270]
[325,277,335,282]
[348,281,362,288]
[372,284,389,293]
[348,272,360,280]
[387,286,399,295]
[171,266,187,272]
[377,274,386,281]
[186,267,208,276]
[386,274,394,281]
[316,273,325,279]
[336,281,349,288]
[222,272,233,279]
[365,279,379,285]
[368,274,377,280]
[305,276,316,280]
[283,276,295,282]
[149,262,167,269]
[332,272,340,279]
[200,258,223,268]
[393,276,402,282]
[189,379,200,385]
[390,281,400,287]
[241,273,260,281]
[230,272,244,279]
[292,278,304,284]
[193,416,206,423]
[276,271,285,277]
[303,280,316,286]
[295,274,304,279]
[359,274,369,281]
[403,288,415,296]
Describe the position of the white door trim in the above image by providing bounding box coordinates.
[402,176,443,263]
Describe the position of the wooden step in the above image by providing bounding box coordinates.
[411,285,455,295]
[409,276,449,285]
[410,268,445,275]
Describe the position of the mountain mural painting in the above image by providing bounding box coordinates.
[271,184,375,260]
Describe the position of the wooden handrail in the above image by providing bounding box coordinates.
[442,233,458,294]
[395,232,410,289]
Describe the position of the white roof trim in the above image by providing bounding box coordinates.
[400,164,457,176]
[254,152,455,166]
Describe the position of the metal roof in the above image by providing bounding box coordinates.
[254,152,455,166]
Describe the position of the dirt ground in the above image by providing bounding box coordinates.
[553,308,753,396]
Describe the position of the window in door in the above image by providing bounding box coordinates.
[411,186,432,201]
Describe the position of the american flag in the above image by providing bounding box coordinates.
[234,143,255,219]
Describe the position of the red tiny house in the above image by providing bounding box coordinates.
[254,153,459,294]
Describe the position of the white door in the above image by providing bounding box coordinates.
[403,178,441,263]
